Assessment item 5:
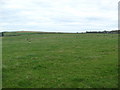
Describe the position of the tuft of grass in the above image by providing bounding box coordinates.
[2,33,118,88]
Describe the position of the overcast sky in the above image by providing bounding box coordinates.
[0,0,119,32]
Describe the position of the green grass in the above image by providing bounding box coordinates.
[0,37,2,89]
[2,33,118,88]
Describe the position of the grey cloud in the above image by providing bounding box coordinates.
[0,0,118,32]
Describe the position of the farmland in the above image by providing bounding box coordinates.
[2,33,118,88]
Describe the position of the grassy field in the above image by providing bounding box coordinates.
[2,33,118,88]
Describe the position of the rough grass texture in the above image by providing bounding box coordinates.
[3,33,118,88]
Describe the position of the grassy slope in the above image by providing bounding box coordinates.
[3,33,118,88]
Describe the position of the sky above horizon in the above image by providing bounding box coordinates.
[0,0,119,32]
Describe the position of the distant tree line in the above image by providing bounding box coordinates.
[86,30,120,34]
[0,30,120,37]
[0,32,4,37]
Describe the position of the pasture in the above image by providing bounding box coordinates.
[2,33,118,88]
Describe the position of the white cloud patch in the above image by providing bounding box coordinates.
[0,0,119,32]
